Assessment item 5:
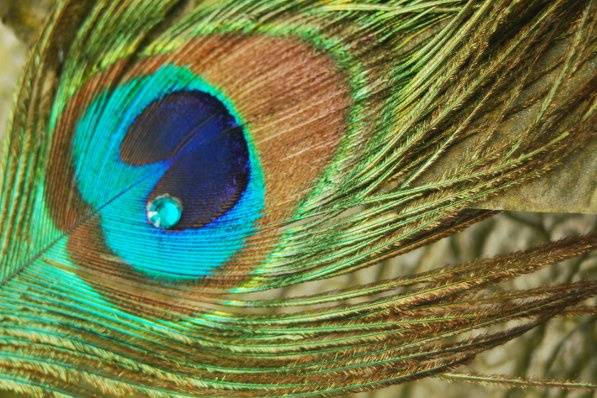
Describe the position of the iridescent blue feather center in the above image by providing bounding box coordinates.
[71,65,265,280]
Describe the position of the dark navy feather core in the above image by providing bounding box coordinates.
[120,90,250,229]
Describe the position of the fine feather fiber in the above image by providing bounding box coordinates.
[0,0,595,397]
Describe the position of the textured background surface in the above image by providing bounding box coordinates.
[0,6,595,398]
[0,23,26,142]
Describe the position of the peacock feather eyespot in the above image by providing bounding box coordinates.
[37,31,353,318]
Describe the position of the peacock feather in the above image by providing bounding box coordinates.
[0,0,595,396]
